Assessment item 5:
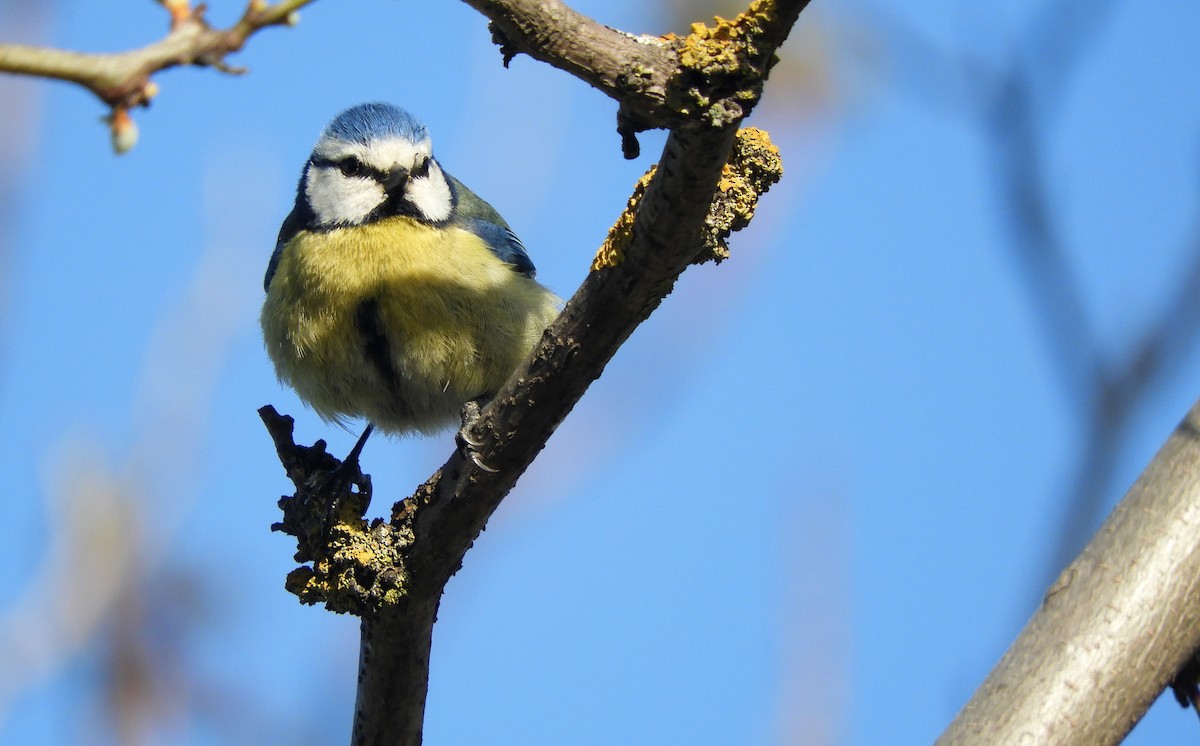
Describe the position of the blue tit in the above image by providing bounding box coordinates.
[261,102,561,441]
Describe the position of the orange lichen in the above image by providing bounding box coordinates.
[594,126,783,270]
[670,0,780,122]
[700,126,783,263]
[593,167,657,271]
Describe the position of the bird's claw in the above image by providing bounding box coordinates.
[457,398,497,472]
[310,425,374,541]
[457,426,485,449]
[469,451,499,473]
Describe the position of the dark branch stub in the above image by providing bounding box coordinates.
[486,21,521,67]
[1172,649,1200,722]
[259,406,411,616]
[616,108,644,159]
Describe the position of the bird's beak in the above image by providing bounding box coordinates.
[382,165,409,194]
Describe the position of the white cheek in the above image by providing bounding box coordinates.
[406,166,453,223]
[305,168,385,226]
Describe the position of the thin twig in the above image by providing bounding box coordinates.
[0,0,313,150]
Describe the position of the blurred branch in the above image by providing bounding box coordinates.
[263,1,801,743]
[1051,212,1200,576]
[1020,0,1119,115]
[0,157,273,739]
[988,1,1200,586]
[0,0,48,364]
[0,0,313,152]
[879,0,1200,736]
[985,70,1098,408]
[880,0,1200,587]
[939,398,1200,744]
[0,447,139,731]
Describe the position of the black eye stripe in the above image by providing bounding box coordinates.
[312,157,389,182]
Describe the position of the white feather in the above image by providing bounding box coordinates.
[305,165,385,226]
[304,134,452,226]
[406,160,453,223]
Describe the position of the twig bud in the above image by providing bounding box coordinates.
[107,108,139,154]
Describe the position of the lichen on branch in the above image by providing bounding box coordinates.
[467,0,809,158]
[703,126,783,260]
[595,126,783,270]
[261,406,413,616]
[665,0,785,126]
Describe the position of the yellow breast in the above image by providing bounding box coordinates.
[261,216,560,434]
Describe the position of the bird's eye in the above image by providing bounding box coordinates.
[411,158,430,179]
[339,157,366,178]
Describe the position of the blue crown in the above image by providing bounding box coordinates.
[321,102,428,145]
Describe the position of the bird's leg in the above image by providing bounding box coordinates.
[345,423,374,466]
[325,423,373,487]
[457,397,498,473]
[316,424,374,538]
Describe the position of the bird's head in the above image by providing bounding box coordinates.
[300,102,454,229]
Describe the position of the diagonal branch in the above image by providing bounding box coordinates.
[939,398,1200,745]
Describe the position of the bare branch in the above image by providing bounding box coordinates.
[939,399,1200,744]
[0,0,313,151]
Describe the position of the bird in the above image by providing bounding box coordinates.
[261,102,561,457]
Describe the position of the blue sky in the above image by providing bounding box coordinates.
[2,1,1200,743]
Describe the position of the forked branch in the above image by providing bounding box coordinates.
[262,2,804,744]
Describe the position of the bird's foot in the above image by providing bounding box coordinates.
[456,398,498,473]
[457,399,485,448]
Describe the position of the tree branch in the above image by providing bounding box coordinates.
[0,0,313,151]
[461,0,808,156]
[938,397,1200,744]
[263,1,802,743]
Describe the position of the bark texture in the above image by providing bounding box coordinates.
[940,399,1200,744]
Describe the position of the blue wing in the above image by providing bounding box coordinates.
[458,218,536,278]
[446,174,537,279]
